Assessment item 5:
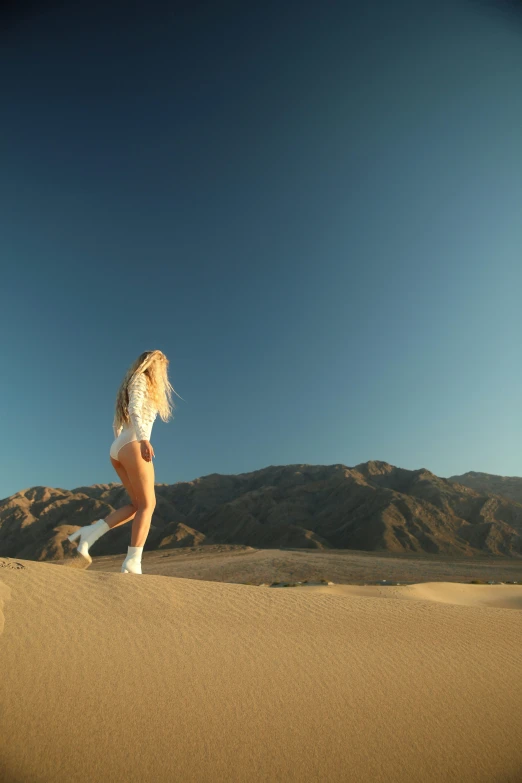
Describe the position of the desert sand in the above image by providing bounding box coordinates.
[1,556,521,783]
[87,544,522,585]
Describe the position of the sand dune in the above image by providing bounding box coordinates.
[1,557,521,783]
[300,581,522,609]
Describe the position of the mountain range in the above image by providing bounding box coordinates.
[2,461,522,561]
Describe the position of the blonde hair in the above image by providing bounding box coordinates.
[113,350,182,433]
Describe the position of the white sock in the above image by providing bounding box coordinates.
[75,519,110,559]
[89,519,110,544]
[122,545,143,574]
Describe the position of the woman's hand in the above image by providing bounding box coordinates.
[140,440,155,462]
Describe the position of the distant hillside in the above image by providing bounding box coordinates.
[448,471,522,506]
[2,461,522,561]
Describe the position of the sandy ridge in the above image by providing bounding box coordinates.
[0,558,521,783]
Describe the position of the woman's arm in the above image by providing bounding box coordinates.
[127,373,150,442]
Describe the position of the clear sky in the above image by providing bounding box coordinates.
[2,0,522,501]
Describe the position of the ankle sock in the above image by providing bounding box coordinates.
[75,519,110,559]
[122,545,143,574]
[89,519,110,544]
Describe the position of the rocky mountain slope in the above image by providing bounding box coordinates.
[2,461,522,561]
[448,470,522,506]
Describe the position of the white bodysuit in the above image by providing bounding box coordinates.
[110,372,158,460]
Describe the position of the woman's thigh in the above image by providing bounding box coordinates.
[116,441,156,509]
[110,456,139,509]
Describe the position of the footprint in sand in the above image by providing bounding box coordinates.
[0,559,25,570]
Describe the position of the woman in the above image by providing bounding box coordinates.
[67,350,177,574]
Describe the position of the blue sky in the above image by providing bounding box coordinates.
[2,0,522,500]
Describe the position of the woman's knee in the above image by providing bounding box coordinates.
[135,500,156,514]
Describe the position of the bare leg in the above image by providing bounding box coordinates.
[105,504,137,530]
[109,456,140,531]
[130,506,154,547]
[115,441,156,549]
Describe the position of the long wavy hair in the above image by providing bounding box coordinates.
[113,350,181,432]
